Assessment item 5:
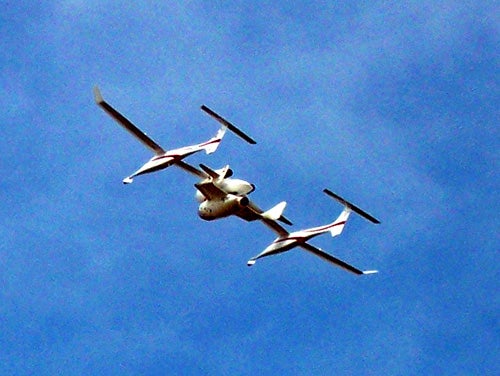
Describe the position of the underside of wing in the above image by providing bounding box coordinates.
[94,86,165,154]
[174,161,207,179]
[260,218,289,237]
[194,180,227,200]
[299,243,377,275]
[199,163,224,179]
[234,200,265,222]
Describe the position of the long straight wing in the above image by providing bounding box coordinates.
[174,161,207,179]
[201,105,257,145]
[234,201,266,222]
[261,218,289,237]
[300,243,378,275]
[94,86,165,154]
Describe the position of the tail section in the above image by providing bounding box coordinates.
[323,189,380,224]
[201,105,256,145]
[329,208,351,237]
[262,201,287,221]
[203,125,227,154]
[306,189,379,238]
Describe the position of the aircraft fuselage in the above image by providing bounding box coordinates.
[198,195,250,220]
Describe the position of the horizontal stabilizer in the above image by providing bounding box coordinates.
[201,105,257,145]
[323,189,380,224]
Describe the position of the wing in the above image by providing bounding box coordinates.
[260,218,290,237]
[94,86,165,154]
[199,163,229,180]
[300,243,378,275]
[194,180,227,200]
[174,160,208,179]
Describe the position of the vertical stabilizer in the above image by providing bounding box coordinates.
[262,201,287,221]
[203,126,227,154]
[329,208,351,237]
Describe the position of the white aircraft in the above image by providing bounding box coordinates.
[93,86,255,184]
[194,164,292,225]
[247,189,380,275]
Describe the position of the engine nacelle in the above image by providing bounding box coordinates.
[217,178,255,196]
[195,178,254,203]
[198,195,249,221]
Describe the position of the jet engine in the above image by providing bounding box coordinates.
[195,178,255,203]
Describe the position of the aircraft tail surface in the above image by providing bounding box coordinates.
[203,126,227,154]
[201,105,256,145]
[328,208,351,237]
[261,201,287,221]
[323,189,380,224]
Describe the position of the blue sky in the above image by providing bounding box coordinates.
[1,1,498,374]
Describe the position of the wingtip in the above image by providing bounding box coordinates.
[93,85,104,104]
[246,137,257,145]
[247,259,256,267]
[362,270,378,275]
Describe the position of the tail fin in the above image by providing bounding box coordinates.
[329,208,351,237]
[323,189,380,224]
[262,201,287,221]
[203,126,227,154]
